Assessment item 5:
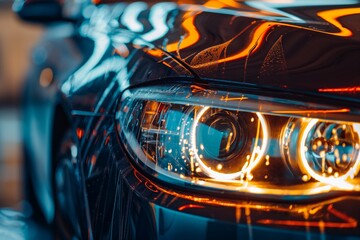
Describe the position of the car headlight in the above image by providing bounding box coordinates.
[116,83,360,199]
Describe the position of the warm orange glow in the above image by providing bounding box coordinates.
[258,205,357,228]
[165,12,200,54]
[328,204,357,226]
[220,96,248,101]
[171,7,359,66]
[190,85,207,93]
[189,6,360,67]
[298,119,360,190]
[190,107,269,180]
[204,0,226,9]
[319,86,360,93]
[105,136,110,146]
[217,23,272,63]
[145,181,159,192]
[317,8,360,37]
[178,204,205,211]
[273,108,350,114]
[114,45,130,58]
[150,176,359,225]
[217,0,241,8]
[145,48,164,58]
[161,61,175,70]
[164,0,237,54]
[274,8,360,38]
[134,170,144,183]
[190,22,273,69]
[110,2,360,67]
[76,128,84,139]
[130,169,358,229]
[39,68,54,88]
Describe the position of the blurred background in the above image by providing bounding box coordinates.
[0,0,43,208]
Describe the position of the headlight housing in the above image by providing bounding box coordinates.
[116,83,360,199]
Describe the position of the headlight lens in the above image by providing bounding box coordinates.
[284,118,360,190]
[116,84,360,198]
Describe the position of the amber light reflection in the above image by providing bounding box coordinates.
[151,4,360,67]
[196,7,360,67]
[178,204,205,211]
[319,87,360,93]
[134,170,358,230]
[273,108,350,114]
[258,205,357,228]
[317,8,360,37]
[76,128,84,139]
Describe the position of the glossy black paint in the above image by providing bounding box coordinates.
[20,1,360,239]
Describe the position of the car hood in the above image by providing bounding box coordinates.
[83,0,360,102]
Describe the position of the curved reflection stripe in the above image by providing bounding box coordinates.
[319,86,360,93]
[190,7,360,67]
[317,8,360,37]
[165,0,227,54]
[165,12,201,54]
[121,2,148,32]
[140,3,177,42]
[62,32,110,94]
[273,108,350,114]
[180,2,308,23]
[115,5,360,65]
[246,1,303,22]
[136,170,360,217]
[162,7,360,67]
[191,22,273,69]
[258,205,357,228]
[178,204,205,211]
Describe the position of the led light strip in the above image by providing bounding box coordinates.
[299,119,360,190]
[190,107,269,180]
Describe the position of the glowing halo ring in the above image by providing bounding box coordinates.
[190,106,269,180]
[299,119,360,190]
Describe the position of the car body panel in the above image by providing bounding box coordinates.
[20,0,360,239]
[64,1,360,111]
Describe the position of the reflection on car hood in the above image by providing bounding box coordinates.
[92,0,360,99]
